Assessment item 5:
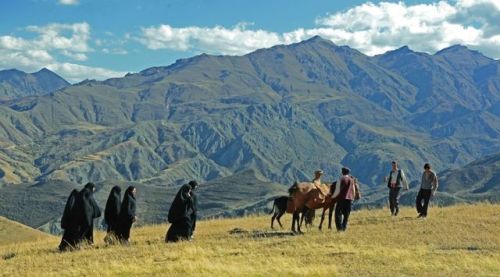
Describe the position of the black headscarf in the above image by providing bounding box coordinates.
[61,189,79,230]
[167,184,193,224]
[119,186,136,222]
[104,186,122,227]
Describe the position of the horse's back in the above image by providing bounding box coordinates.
[295,182,314,193]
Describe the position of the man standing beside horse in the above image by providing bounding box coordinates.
[331,167,355,232]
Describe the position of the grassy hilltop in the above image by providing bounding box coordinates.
[0,216,52,246]
[1,204,499,276]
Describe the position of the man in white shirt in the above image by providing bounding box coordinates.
[385,161,409,216]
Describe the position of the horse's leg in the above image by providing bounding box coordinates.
[291,212,298,232]
[298,208,307,233]
[271,212,277,229]
[319,207,327,230]
[276,211,284,229]
[328,205,334,230]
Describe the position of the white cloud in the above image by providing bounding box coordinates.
[26,22,91,53]
[0,22,125,82]
[46,63,127,83]
[140,24,281,55]
[138,0,500,58]
[102,48,128,55]
[58,0,79,5]
[308,0,500,56]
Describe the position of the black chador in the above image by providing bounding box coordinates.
[76,182,101,244]
[117,186,137,243]
[188,181,199,237]
[166,184,193,242]
[58,189,79,251]
[104,186,122,241]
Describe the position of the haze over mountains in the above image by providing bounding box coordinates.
[0,36,499,230]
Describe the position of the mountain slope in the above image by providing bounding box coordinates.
[438,153,500,202]
[0,68,70,101]
[0,216,51,245]
[0,37,499,229]
[3,37,496,187]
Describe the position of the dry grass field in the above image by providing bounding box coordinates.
[0,216,52,246]
[1,204,499,276]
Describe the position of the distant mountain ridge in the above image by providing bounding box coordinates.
[0,68,69,101]
[0,37,499,185]
[437,152,500,202]
[0,36,499,229]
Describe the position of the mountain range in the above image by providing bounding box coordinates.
[0,68,69,101]
[0,36,498,231]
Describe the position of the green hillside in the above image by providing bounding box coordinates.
[0,37,499,230]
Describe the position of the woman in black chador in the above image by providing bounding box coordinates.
[165,184,194,242]
[76,182,101,245]
[188,180,199,238]
[58,189,79,251]
[116,186,137,244]
[104,186,122,243]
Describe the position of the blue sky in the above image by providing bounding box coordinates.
[1,0,499,82]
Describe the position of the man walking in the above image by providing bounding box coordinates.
[416,163,438,218]
[385,161,409,216]
[332,167,355,232]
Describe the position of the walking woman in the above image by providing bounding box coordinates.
[165,184,194,242]
[117,186,137,244]
[77,182,101,245]
[416,163,438,218]
[104,186,122,243]
[59,189,80,251]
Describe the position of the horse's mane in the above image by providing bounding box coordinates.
[288,182,298,196]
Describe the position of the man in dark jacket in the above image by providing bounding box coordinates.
[332,167,355,232]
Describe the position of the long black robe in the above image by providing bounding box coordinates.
[166,184,193,242]
[104,186,122,237]
[76,183,101,244]
[190,191,198,235]
[117,186,136,242]
[59,189,79,251]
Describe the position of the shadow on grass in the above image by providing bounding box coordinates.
[228,228,302,238]
[327,251,355,257]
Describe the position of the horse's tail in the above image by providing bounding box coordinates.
[269,198,277,214]
[305,209,316,226]
[288,182,298,196]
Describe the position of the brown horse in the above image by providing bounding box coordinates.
[269,196,315,229]
[288,182,335,232]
